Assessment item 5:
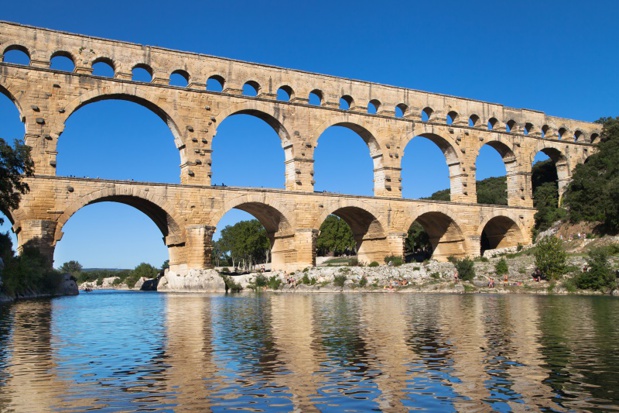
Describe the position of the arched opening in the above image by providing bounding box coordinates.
[401,135,452,200]
[411,212,466,261]
[367,99,380,115]
[488,117,498,131]
[132,64,152,82]
[2,45,30,65]
[243,81,260,97]
[395,103,407,118]
[531,149,565,231]
[405,221,432,262]
[54,202,169,270]
[558,127,567,140]
[321,207,387,265]
[574,130,583,142]
[446,111,458,126]
[57,99,180,183]
[277,85,293,102]
[206,75,225,92]
[309,90,322,106]
[314,124,375,196]
[50,52,75,72]
[340,95,353,110]
[169,70,189,87]
[505,120,516,133]
[480,216,524,255]
[315,215,356,264]
[524,122,533,136]
[0,90,24,248]
[92,58,115,78]
[541,125,550,138]
[214,202,291,271]
[469,114,480,127]
[475,143,510,205]
[421,107,433,122]
[212,112,285,188]
[591,133,600,144]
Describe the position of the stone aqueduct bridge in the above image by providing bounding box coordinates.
[0,22,601,272]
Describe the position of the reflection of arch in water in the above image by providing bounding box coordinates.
[408,211,467,261]
[480,215,525,255]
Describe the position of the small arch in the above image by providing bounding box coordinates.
[480,216,525,255]
[309,89,323,106]
[524,122,533,136]
[541,125,550,138]
[395,103,407,118]
[131,64,152,82]
[340,95,353,110]
[50,51,75,72]
[573,130,583,142]
[2,45,31,65]
[446,111,458,126]
[92,57,115,78]
[169,70,189,87]
[277,85,293,102]
[505,120,516,133]
[488,117,499,131]
[206,75,225,92]
[558,127,567,140]
[421,107,433,122]
[469,114,480,127]
[591,133,600,144]
[243,81,260,97]
[367,99,381,115]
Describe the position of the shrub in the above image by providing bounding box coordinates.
[495,258,508,276]
[534,236,566,280]
[220,275,243,292]
[349,257,360,266]
[384,255,403,267]
[368,261,380,267]
[333,274,347,287]
[254,273,268,287]
[574,247,617,292]
[430,272,441,280]
[359,276,368,287]
[267,275,282,290]
[449,256,475,281]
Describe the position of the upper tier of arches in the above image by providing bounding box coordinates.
[0,21,601,144]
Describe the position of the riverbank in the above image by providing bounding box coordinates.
[0,273,79,304]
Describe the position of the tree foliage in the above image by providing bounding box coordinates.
[59,260,83,276]
[218,219,270,269]
[316,215,356,256]
[405,222,431,254]
[534,236,567,280]
[0,138,34,224]
[125,262,159,288]
[564,117,619,233]
[449,256,475,281]
[573,247,617,292]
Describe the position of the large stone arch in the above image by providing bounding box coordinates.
[405,210,467,261]
[63,88,185,150]
[216,196,294,270]
[475,139,519,206]
[54,187,183,247]
[310,117,385,195]
[214,101,296,189]
[479,215,526,255]
[533,145,570,202]
[315,203,390,264]
[401,131,462,201]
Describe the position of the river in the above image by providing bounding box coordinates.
[0,291,618,412]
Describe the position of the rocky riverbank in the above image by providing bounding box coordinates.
[0,273,79,304]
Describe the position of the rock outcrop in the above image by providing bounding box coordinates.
[157,269,226,292]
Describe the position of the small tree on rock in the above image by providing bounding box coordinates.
[534,236,566,280]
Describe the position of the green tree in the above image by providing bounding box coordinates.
[574,247,617,292]
[495,258,508,276]
[534,236,567,280]
[219,220,270,270]
[125,262,159,288]
[564,117,619,233]
[0,138,34,224]
[449,256,475,281]
[531,159,565,232]
[316,215,356,256]
[405,222,431,255]
[59,260,83,276]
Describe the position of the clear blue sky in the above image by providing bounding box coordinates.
[1,0,618,269]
